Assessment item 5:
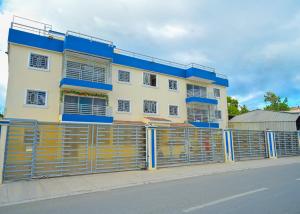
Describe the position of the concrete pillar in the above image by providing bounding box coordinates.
[223,130,234,162]
[0,120,9,184]
[146,126,157,170]
[266,131,276,158]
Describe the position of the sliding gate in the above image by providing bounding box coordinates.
[232,130,268,161]
[156,127,224,168]
[3,121,146,182]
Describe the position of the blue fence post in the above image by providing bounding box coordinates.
[0,120,10,184]
[223,129,234,162]
[266,130,277,158]
[146,126,157,170]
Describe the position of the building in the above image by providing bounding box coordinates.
[229,110,300,131]
[4,16,229,129]
[284,106,300,113]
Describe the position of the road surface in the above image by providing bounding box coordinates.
[1,163,300,214]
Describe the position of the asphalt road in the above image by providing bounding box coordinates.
[1,163,300,214]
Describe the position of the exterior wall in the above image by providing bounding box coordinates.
[110,64,228,128]
[5,41,228,128]
[229,121,297,131]
[5,44,62,122]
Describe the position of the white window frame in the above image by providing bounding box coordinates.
[28,52,50,71]
[169,105,179,117]
[215,110,222,120]
[24,89,48,108]
[213,88,221,98]
[117,70,131,84]
[168,79,178,92]
[143,100,158,115]
[117,99,131,113]
[143,72,158,88]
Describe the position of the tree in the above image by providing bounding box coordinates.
[227,96,240,118]
[263,91,290,111]
[240,105,249,114]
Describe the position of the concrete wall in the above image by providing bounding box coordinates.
[5,44,228,128]
[5,44,62,122]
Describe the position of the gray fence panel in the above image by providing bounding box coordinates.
[156,127,224,168]
[3,122,146,182]
[274,131,299,157]
[232,130,268,161]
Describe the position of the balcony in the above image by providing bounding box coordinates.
[61,95,113,123]
[60,54,113,92]
[187,104,220,128]
[186,85,218,105]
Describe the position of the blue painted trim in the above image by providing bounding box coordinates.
[64,35,114,59]
[8,28,229,87]
[60,78,113,91]
[8,29,64,52]
[0,120,10,125]
[225,131,229,155]
[185,97,218,105]
[268,132,273,157]
[151,129,155,168]
[62,114,113,123]
[229,131,234,161]
[190,122,219,128]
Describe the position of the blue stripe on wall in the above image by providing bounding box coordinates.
[8,29,229,87]
[8,29,64,52]
[190,122,219,128]
[185,97,218,105]
[151,129,155,168]
[62,114,113,123]
[60,78,113,91]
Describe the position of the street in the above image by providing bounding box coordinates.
[1,163,300,214]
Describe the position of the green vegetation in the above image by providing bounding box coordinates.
[263,91,290,111]
[227,96,249,118]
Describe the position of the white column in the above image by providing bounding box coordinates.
[146,126,157,170]
[223,129,234,162]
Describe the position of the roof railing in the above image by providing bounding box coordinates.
[10,15,227,79]
[66,31,113,46]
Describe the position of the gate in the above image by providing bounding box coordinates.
[156,127,224,168]
[274,131,299,157]
[232,130,268,161]
[3,121,146,182]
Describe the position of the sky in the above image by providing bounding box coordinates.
[0,0,300,112]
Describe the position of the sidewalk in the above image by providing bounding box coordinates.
[1,157,300,207]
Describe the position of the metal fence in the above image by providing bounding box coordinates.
[232,130,268,161]
[156,127,224,168]
[3,121,146,182]
[274,131,300,157]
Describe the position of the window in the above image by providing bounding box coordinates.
[118,70,130,83]
[187,84,207,97]
[144,100,157,114]
[118,100,130,112]
[26,90,47,106]
[169,105,178,116]
[214,88,221,98]
[29,53,49,70]
[215,110,222,119]
[168,80,178,91]
[143,72,157,87]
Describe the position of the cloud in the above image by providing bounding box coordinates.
[1,0,300,110]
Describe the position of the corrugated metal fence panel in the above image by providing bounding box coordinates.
[232,130,268,161]
[156,127,224,168]
[274,131,299,157]
[95,124,146,172]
